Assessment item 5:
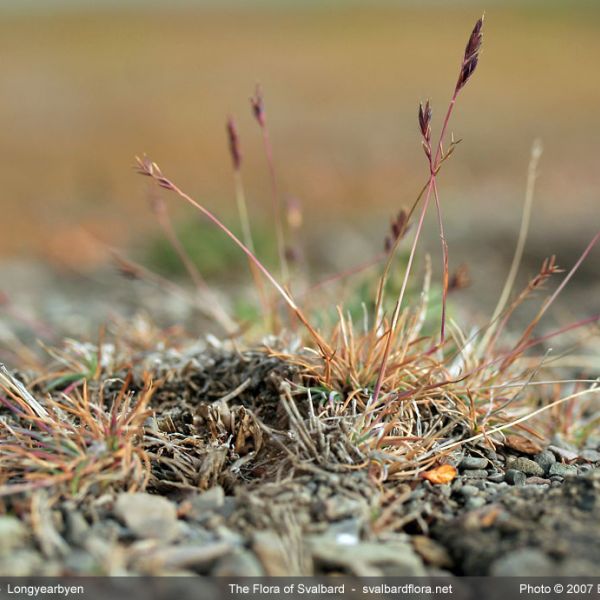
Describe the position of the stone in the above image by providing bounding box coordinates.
[253,531,294,576]
[188,486,225,519]
[114,493,179,542]
[580,450,600,463]
[491,549,554,576]
[145,541,234,571]
[465,497,486,510]
[0,516,28,555]
[310,540,426,576]
[533,450,556,474]
[411,535,452,568]
[213,550,265,576]
[0,550,43,576]
[63,511,90,547]
[459,485,480,497]
[548,445,579,462]
[510,457,544,477]
[525,477,551,485]
[459,457,488,470]
[548,463,578,478]
[462,469,488,479]
[505,469,526,486]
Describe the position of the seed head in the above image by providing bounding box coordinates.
[418,100,432,142]
[134,156,174,191]
[226,116,242,171]
[384,208,409,253]
[448,264,471,292]
[250,84,266,128]
[457,15,484,92]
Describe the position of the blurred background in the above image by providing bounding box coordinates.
[0,0,598,340]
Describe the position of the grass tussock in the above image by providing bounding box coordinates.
[0,16,598,502]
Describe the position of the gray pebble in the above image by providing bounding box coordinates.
[114,493,179,542]
[505,469,526,486]
[187,486,225,521]
[0,517,28,555]
[533,450,556,473]
[213,550,265,576]
[459,457,488,470]
[580,449,600,463]
[511,457,544,477]
[465,497,486,510]
[459,485,480,497]
[487,471,505,483]
[548,463,578,477]
[491,549,554,576]
[462,469,488,479]
[438,485,452,498]
[548,445,579,462]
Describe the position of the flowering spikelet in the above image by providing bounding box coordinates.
[418,100,432,143]
[384,208,409,253]
[457,16,484,92]
[250,84,266,128]
[226,116,242,171]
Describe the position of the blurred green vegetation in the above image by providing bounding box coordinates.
[143,217,278,280]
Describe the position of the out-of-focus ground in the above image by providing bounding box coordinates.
[0,1,598,338]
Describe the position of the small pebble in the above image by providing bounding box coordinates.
[511,457,544,477]
[548,463,578,477]
[459,457,488,470]
[451,480,463,492]
[487,471,505,483]
[462,469,488,479]
[465,497,486,510]
[438,485,452,498]
[580,449,600,463]
[526,476,551,485]
[459,485,480,497]
[505,469,526,486]
[548,445,579,462]
[533,450,556,474]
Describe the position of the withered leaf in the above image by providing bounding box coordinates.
[420,464,457,485]
[504,434,542,455]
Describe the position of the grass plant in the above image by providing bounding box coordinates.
[0,16,598,500]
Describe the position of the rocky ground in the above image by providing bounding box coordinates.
[0,254,598,578]
[1,449,599,577]
[1,346,599,578]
